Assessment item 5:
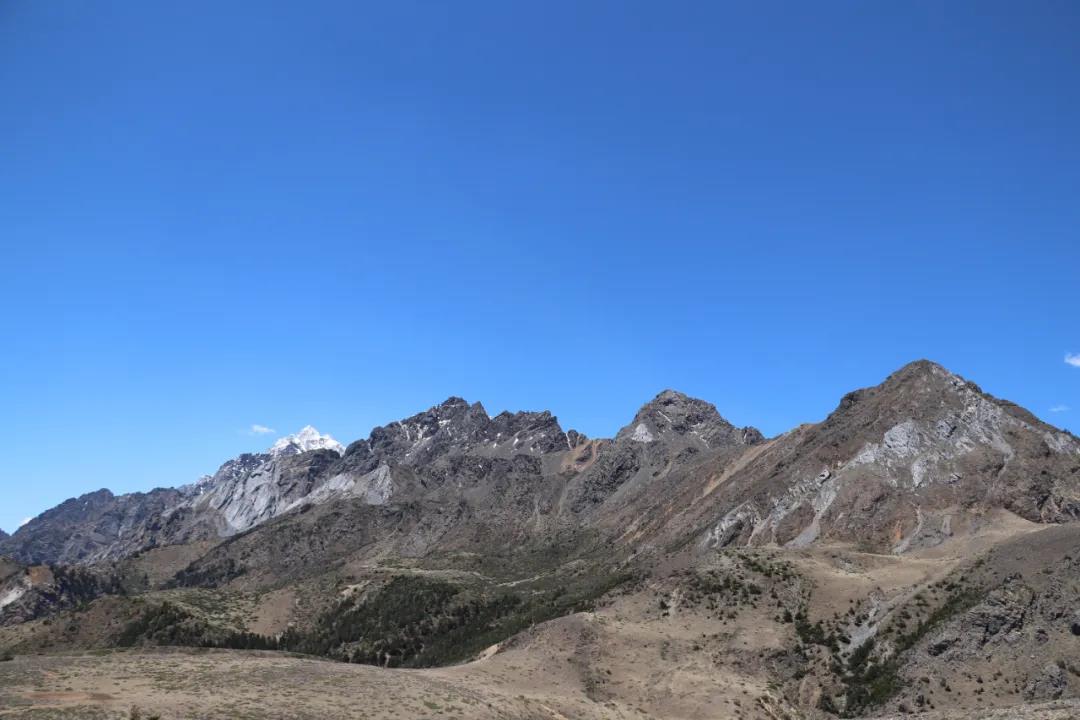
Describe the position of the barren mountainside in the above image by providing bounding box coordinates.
[2,359,1079,720]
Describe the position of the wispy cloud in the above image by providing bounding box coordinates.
[19,517,32,528]
[249,424,276,436]
[1050,405,1070,413]
[1066,353,1080,368]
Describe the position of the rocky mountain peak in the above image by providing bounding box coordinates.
[711,359,1080,556]
[412,396,490,432]
[891,357,949,377]
[347,396,567,465]
[882,358,971,392]
[617,389,764,449]
[856,362,1032,437]
[269,426,345,457]
[826,359,1030,437]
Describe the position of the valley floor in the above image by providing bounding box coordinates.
[0,648,543,720]
[1,647,1078,720]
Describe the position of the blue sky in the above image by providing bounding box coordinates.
[1,1,1078,533]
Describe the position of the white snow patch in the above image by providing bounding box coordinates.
[269,425,345,456]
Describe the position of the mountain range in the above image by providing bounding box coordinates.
[2,359,1079,720]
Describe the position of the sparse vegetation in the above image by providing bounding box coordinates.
[116,601,278,651]
[168,557,246,588]
[280,572,634,667]
[115,571,634,668]
[823,583,983,717]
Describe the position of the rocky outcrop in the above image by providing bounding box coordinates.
[1025,663,1068,701]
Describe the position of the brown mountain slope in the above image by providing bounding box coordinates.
[2,359,1080,720]
[592,360,1080,558]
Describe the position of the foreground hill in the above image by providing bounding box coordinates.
[2,359,1079,719]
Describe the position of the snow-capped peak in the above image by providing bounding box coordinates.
[269,425,345,457]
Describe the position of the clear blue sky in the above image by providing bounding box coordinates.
[2,1,1078,533]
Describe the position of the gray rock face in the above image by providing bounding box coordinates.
[1025,663,1068,701]
[186,450,341,534]
[967,580,1035,645]
[926,629,960,657]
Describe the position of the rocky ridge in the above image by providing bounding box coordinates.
[3,361,1078,568]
